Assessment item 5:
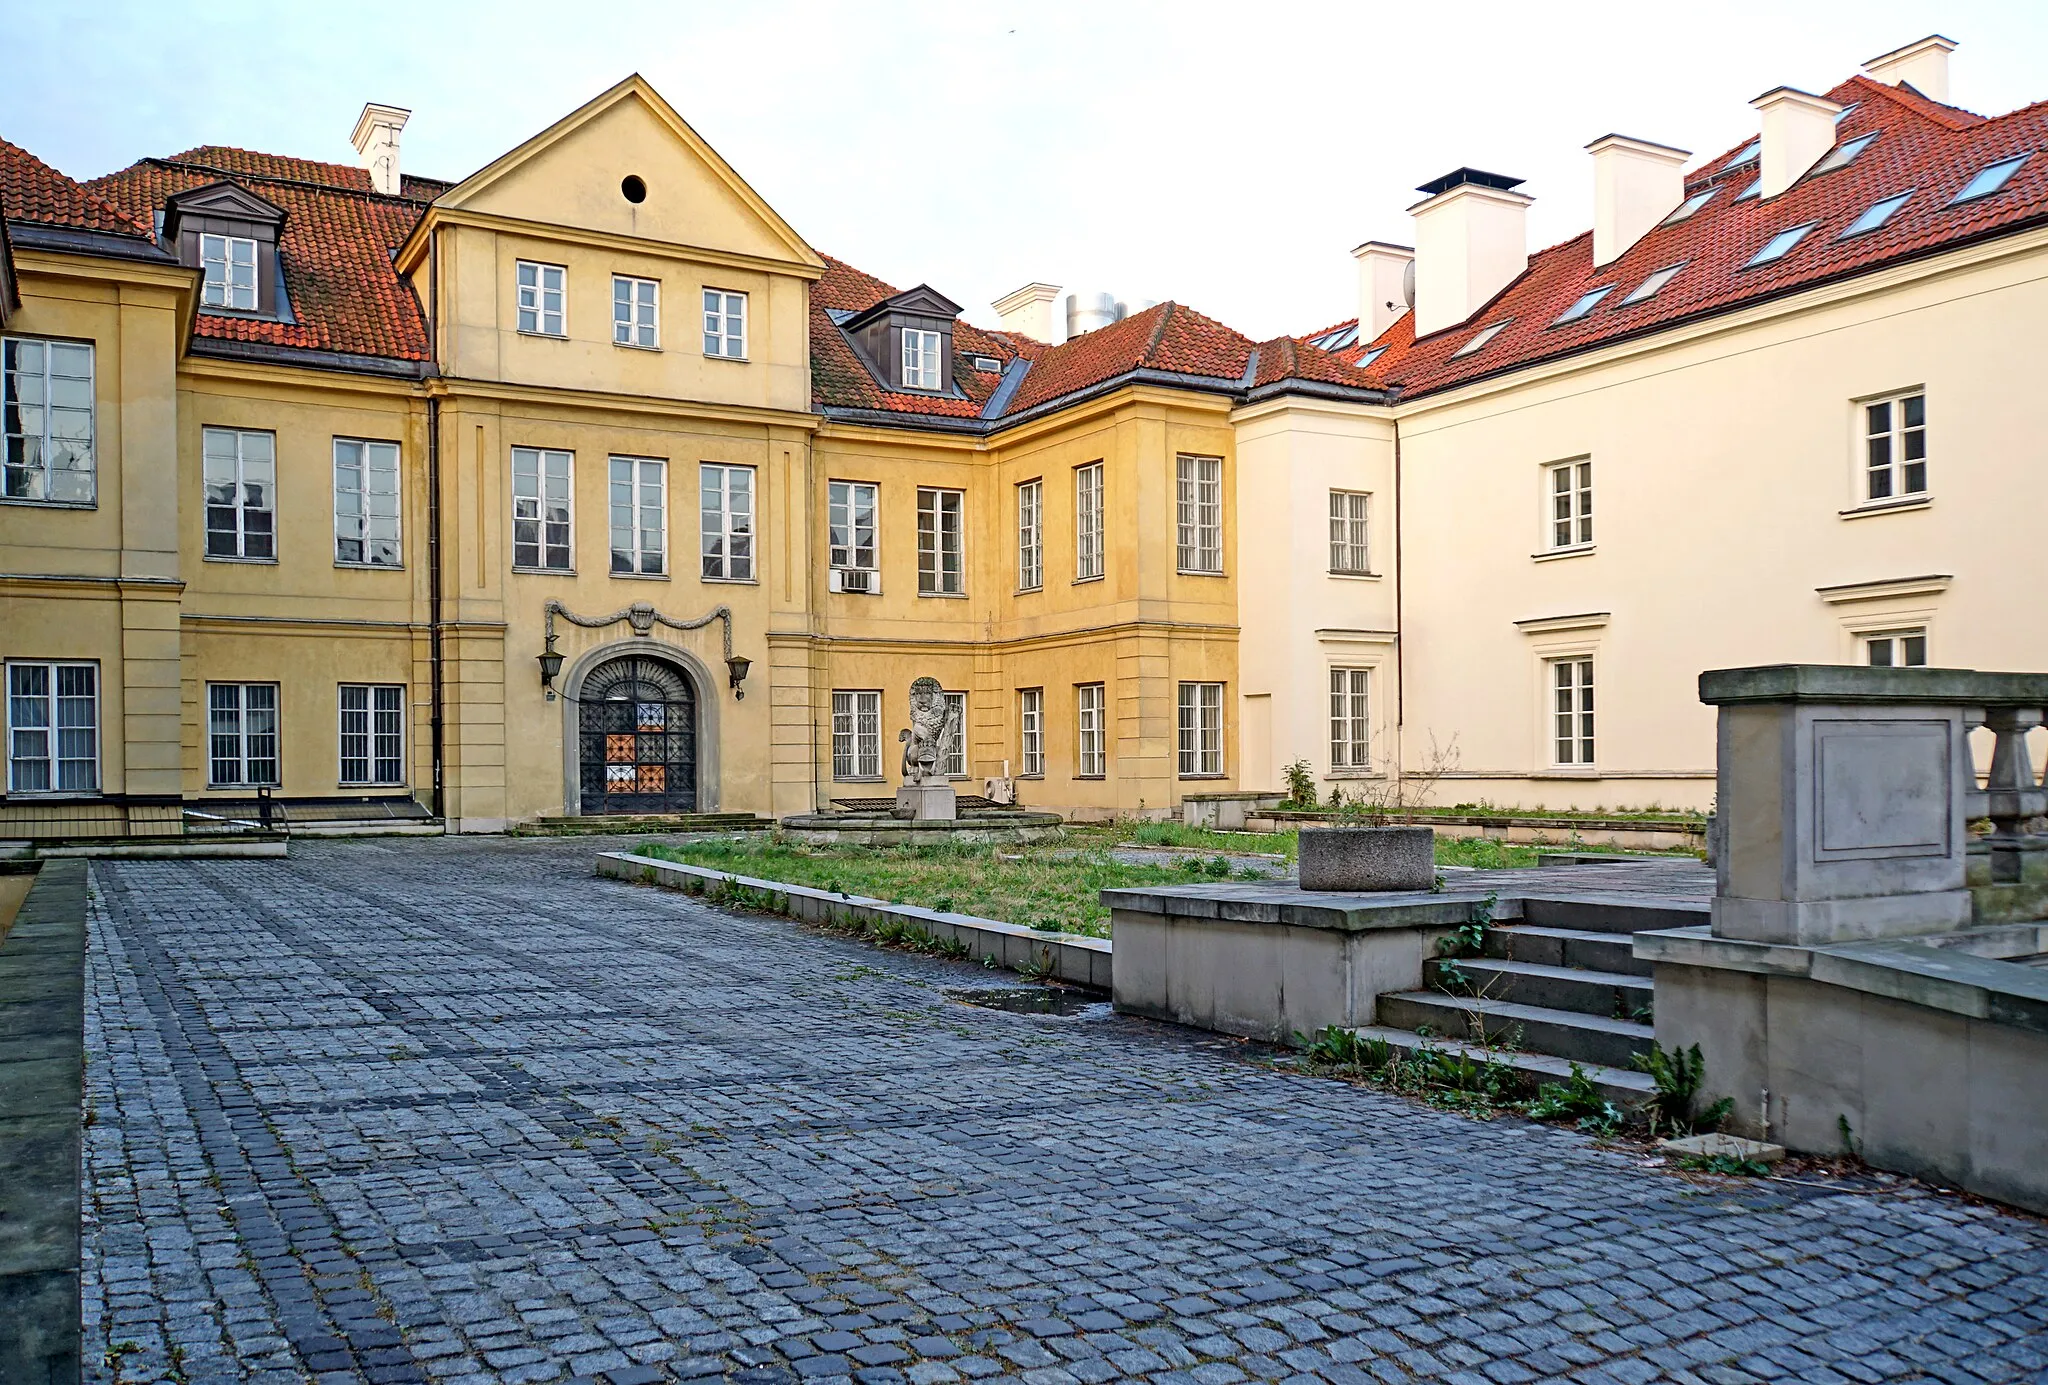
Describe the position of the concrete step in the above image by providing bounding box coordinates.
[1340,1026,1654,1105]
[1375,991,1655,1070]
[1427,957,1654,1019]
[519,813,771,836]
[1520,896,1708,935]
[1483,923,1650,976]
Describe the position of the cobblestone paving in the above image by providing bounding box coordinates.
[82,837,2047,1385]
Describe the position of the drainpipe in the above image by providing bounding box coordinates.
[1392,415,1405,783]
[427,395,445,821]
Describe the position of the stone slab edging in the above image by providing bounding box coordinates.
[1098,881,1707,935]
[1635,926,2048,1034]
[0,858,86,1385]
[595,851,1111,990]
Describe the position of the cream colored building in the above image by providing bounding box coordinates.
[1260,35,2048,813]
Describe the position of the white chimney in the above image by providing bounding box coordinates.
[1586,135,1689,269]
[1863,34,1956,102]
[351,103,411,196]
[1750,88,1842,199]
[991,282,1061,342]
[1350,242,1412,341]
[1408,169,1531,338]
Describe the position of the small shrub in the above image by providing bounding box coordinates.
[1295,1024,1392,1073]
[1679,1153,1770,1177]
[1528,1063,1624,1136]
[1283,759,1318,810]
[1631,1041,1732,1138]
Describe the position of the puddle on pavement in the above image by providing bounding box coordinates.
[945,987,1109,1017]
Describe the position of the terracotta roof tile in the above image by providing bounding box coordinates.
[810,254,1022,417]
[87,155,434,361]
[1307,74,2048,401]
[0,137,153,236]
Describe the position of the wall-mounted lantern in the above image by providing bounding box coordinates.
[536,599,744,702]
[727,654,752,700]
[537,632,564,700]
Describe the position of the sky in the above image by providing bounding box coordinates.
[7,2,2045,341]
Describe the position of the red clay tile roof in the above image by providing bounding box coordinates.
[87,151,436,361]
[0,137,153,237]
[810,254,1023,418]
[1311,74,2048,400]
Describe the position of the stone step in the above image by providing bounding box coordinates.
[1520,896,1707,935]
[520,813,771,835]
[1375,991,1655,1070]
[1483,923,1650,976]
[1340,1026,1655,1105]
[1427,957,1654,1018]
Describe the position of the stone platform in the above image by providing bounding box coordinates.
[777,809,1064,846]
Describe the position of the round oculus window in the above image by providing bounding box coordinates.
[621,174,647,204]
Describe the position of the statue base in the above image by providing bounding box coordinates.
[894,783,958,822]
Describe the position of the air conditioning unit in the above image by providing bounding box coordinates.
[829,567,876,595]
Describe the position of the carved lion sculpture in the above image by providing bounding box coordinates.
[899,676,958,785]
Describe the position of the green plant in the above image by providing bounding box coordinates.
[1017,949,1059,982]
[1436,891,1496,960]
[1283,759,1318,809]
[1630,1041,1732,1138]
[1294,1024,1392,1073]
[1203,855,1231,878]
[1679,1152,1771,1176]
[1838,1113,1860,1157]
[1528,1063,1624,1135]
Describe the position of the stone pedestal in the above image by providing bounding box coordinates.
[894,783,957,822]
[1297,825,1435,892]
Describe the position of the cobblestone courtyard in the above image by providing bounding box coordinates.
[81,838,2048,1385]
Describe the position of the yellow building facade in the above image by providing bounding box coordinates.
[1,79,1360,836]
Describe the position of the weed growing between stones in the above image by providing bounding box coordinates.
[1633,1040,1734,1138]
[1289,1023,1522,1118]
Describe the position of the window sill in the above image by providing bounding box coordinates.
[0,497,96,511]
[1018,773,1045,781]
[204,784,281,792]
[1328,569,1381,581]
[1532,545,1595,563]
[1074,775,1106,781]
[1326,770,1384,780]
[1178,773,1229,781]
[1533,769,1601,779]
[0,790,104,802]
[833,776,886,784]
[918,590,969,599]
[1840,495,1932,520]
[1176,568,1226,579]
[704,352,750,363]
[339,782,407,791]
[1016,585,1043,596]
[335,561,405,572]
[205,555,279,565]
[1073,574,1105,586]
[608,570,670,581]
[516,329,569,341]
[512,566,577,576]
[613,341,662,352]
[701,575,759,585]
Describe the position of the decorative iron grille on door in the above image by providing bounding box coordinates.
[577,657,697,814]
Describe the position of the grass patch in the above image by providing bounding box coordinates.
[1432,836,1540,869]
[633,837,1204,938]
[1086,821,1541,868]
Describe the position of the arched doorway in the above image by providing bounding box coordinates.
[577,655,698,814]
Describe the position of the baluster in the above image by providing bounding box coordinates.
[1980,706,2046,884]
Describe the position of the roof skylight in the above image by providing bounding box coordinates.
[1736,179,1760,201]
[1948,153,2030,205]
[1356,345,1385,368]
[1839,192,1912,238]
[1312,324,1360,351]
[1731,139,1762,165]
[1619,261,1686,304]
[1451,320,1510,357]
[1834,102,1861,123]
[1810,132,1878,177]
[1552,286,1615,325]
[1744,222,1818,267]
[1661,189,1715,225]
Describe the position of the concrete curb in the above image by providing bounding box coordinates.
[596,851,1112,990]
[0,858,86,1385]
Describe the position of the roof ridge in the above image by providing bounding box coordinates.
[114,154,440,206]
[1141,301,1176,366]
[1838,73,1983,130]
[0,137,154,236]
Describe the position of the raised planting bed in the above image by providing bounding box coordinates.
[1247,809,1705,854]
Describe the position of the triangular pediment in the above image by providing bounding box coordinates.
[843,284,962,331]
[165,180,285,224]
[434,75,822,271]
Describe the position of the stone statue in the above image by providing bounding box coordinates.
[899,676,958,785]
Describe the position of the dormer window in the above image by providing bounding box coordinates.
[200,234,258,311]
[164,181,286,320]
[838,283,963,398]
[902,329,942,390]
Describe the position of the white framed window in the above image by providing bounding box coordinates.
[1177,681,1225,776]
[1546,458,1593,550]
[200,233,258,311]
[917,487,964,595]
[703,289,746,358]
[1076,683,1107,778]
[613,275,659,348]
[943,690,967,777]
[2,337,96,504]
[1329,491,1370,574]
[1176,454,1223,574]
[1549,658,1595,767]
[208,682,280,787]
[516,261,566,336]
[608,456,666,576]
[1018,687,1044,777]
[203,427,276,561]
[1864,392,1926,502]
[1864,629,1928,668]
[6,661,98,794]
[828,480,878,584]
[1329,668,1370,771]
[699,463,754,582]
[1075,462,1104,581]
[333,438,401,567]
[831,689,881,779]
[902,328,943,390]
[1016,479,1042,591]
[339,684,405,786]
[511,447,573,571]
